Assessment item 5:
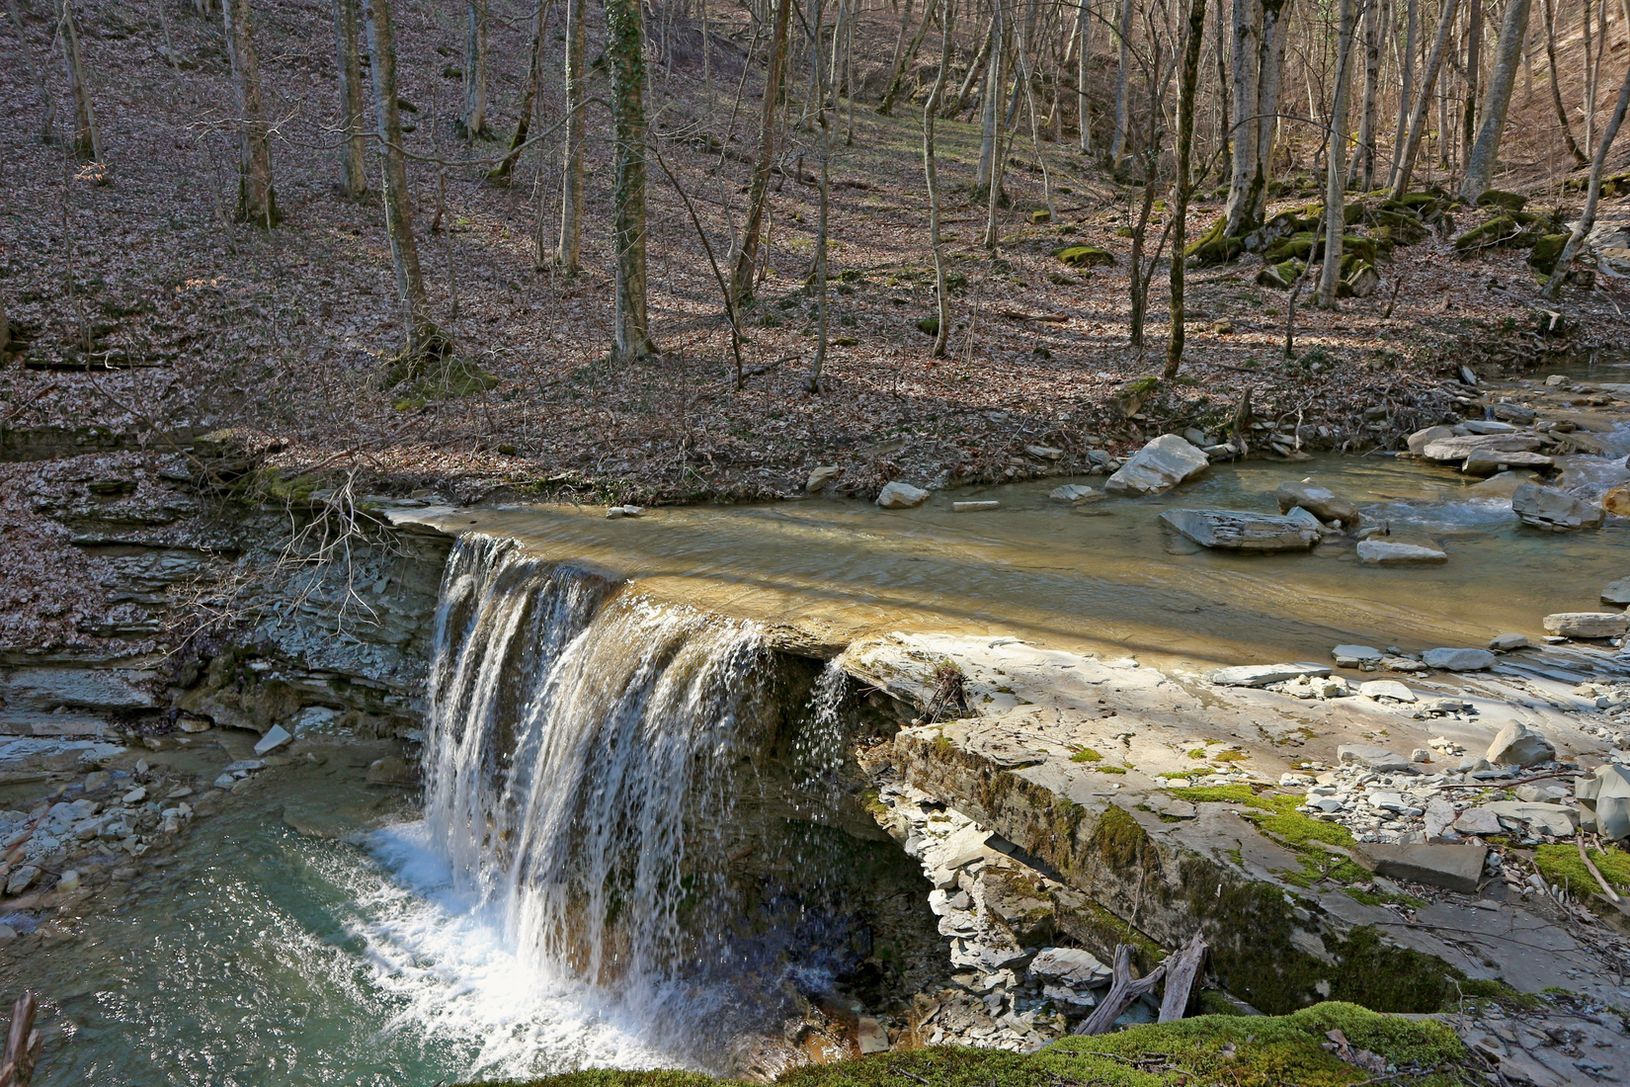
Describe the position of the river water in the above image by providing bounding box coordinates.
[6,367,1629,1086]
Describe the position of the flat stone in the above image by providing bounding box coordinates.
[1461,448,1554,475]
[1484,801,1578,838]
[1028,947,1113,988]
[952,501,1000,513]
[1104,435,1210,496]
[604,505,644,519]
[1209,663,1331,688]
[1420,433,1544,463]
[253,724,293,756]
[1486,722,1556,768]
[1048,484,1101,505]
[1542,612,1628,640]
[1421,647,1496,671]
[1274,481,1359,524]
[1600,578,1630,606]
[1332,644,1383,667]
[1338,744,1415,772]
[1488,633,1529,651]
[877,481,931,509]
[1359,679,1417,703]
[1357,538,1448,565]
[1367,789,1408,812]
[1024,445,1063,461]
[1364,843,1488,894]
[1453,808,1503,836]
[1459,419,1517,434]
[1160,508,1319,551]
[1405,425,1455,454]
[806,465,841,493]
[1512,482,1605,531]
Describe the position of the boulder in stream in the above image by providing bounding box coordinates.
[1405,425,1454,454]
[1420,432,1545,464]
[876,481,930,509]
[1462,448,1555,475]
[1542,612,1629,640]
[1601,578,1630,606]
[1604,484,1630,517]
[1160,508,1319,551]
[1274,480,1359,525]
[1048,484,1101,504]
[1512,482,1604,531]
[1356,538,1447,565]
[1104,434,1209,496]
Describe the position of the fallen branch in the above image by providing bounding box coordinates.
[1074,944,1169,1036]
[0,991,41,1087]
[1158,932,1208,1022]
[1576,837,1623,904]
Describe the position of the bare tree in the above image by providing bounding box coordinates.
[59,0,102,162]
[363,0,446,362]
[492,0,550,183]
[1390,0,1460,195]
[805,0,834,391]
[1222,0,1293,235]
[1544,52,1630,298]
[1349,0,1384,189]
[731,0,793,305]
[607,0,656,361]
[333,0,369,197]
[555,0,587,273]
[923,0,955,358]
[1539,0,1588,166]
[460,0,489,139]
[1075,0,1094,153]
[1318,0,1361,309]
[1165,0,1207,380]
[878,0,934,114]
[1461,0,1533,200]
[222,0,279,225]
[1109,0,1136,167]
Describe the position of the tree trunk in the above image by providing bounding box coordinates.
[460,0,489,138]
[731,0,791,305]
[363,0,442,359]
[923,0,955,357]
[492,0,550,183]
[1223,0,1294,236]
[1318,0,1361,308]
[1391,0,1459,194]
[1076,0,1093,153]
[222,0,278,225]
[1461,0,1482,165]
[879,0,933,114]
[6,0,59,145]
[333,0,369,196]
[1461,0,1533,200]
[1388,0,1419,188]
[1109,0,1136,168]
[1539,0,1588,165]
[1350,0,1384,188]
[805,0,832,391]
[1165,0,1208,381]
[1543,49,1630,298]
[556,0,588,273]
[976,12,1003,193]
[607,0,655,361]
[60,1,102,161]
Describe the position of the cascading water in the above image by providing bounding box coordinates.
[415,535,776,1062]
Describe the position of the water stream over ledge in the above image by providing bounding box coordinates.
[7,367,1630,1085]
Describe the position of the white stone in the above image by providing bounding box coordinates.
[1209,663,1331,688]
[1422,647,1497,671]
[1160,508,1319,551]
[1103,435,1210,496]
[1542,612,1629,640]
[254,724,293,756]
[806,465,841,493]
[1357,538,1448,565]
[1048,484,1100,504]
[1359,679,1417,703]
[1333,644,1383,667]
[1488,633,1529,652]
[1028,947,1113,988]
[1486,722,1556,768]
[1513,482,1604,531]
[953,501,1000,513]
[877,481,931,509]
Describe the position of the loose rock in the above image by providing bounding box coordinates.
[1048,484,1100,505]
[1422,647,1496,671]
[1356,538,1447,565]
[1486,722,1556,768]
[1103,435,1210,496]
[1512,482,1605,531]
[1159,508,1319,551]
[1274,481,1359,525]
[876,481,931,509]
[1209,663,1331,688]
[1542,612,1629,640]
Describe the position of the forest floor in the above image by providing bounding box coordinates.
[3,2,1630,651]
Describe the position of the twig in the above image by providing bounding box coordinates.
[1576,837,1623,904]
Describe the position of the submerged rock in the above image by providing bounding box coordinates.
[952,501,1000,513]
[1274,481,1359,525]
[1159,508,1320,551]
[1048,484,1101,505]
[1542,612,1629,639]
[1601,577,1630,606]
[1104,435,1209,496]
[1356,538,1447,565]
[1421,647,1496,671]
[876,481,930,509]
[1512,482,1604,531]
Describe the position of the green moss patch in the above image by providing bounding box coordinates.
[458,1003,1464,1087]
[1053,244,1114,269]
[1533,843,1630,904]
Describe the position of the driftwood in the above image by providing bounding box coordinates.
[0,992,41,1087]
[1158,932,1209,1022]
[1072,934,1209,1036]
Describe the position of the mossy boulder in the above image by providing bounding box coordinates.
[1264,232,1376,265]
[1528,233,1569,276]
[1477,188,1527,212]
[1342,259,1379,298]
[1257,258,1305,289]
[1185,218,1246,265]
[1054,244,1114,269]
[1452,215,1525,254]
[457,1003,1468,1087]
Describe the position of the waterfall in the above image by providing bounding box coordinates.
[421,535,770,1036]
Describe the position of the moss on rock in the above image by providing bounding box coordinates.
[1053,244,1114,269]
